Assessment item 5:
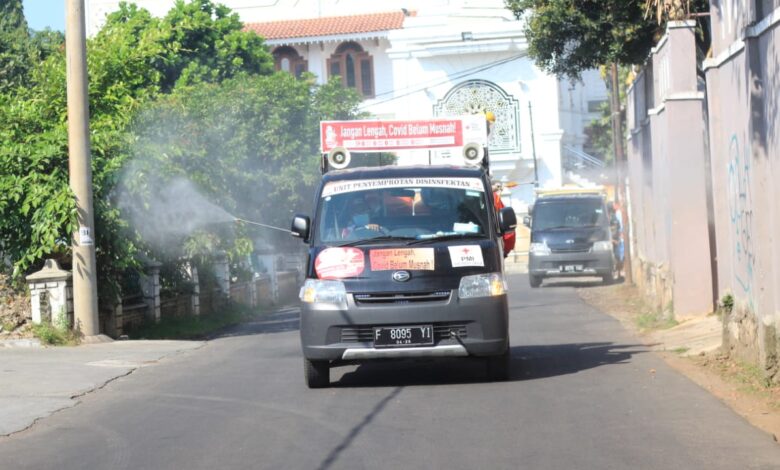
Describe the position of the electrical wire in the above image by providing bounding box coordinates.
[359,53,526,109]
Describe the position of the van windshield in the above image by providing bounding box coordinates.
[532,199,606,231]
[315,178,491,244]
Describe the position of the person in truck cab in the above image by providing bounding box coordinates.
[341,197,382,238]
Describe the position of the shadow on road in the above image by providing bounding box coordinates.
[331,342,647,388]
[211,308,300,339]
[540,277,625,289]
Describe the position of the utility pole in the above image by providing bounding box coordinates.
[528,102,539,187]
[609,63,632,284]
[66,0,100,336]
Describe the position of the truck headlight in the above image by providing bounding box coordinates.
[530,241,551,256]
[300,279,347,305]
[592,241,613,252]
[458,273,507,299]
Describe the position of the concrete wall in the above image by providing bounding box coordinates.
[626,22,714,320]
[705,1,780,383]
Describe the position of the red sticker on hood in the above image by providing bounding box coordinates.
[315,247,365,279]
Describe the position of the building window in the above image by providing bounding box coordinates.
[327,42,374,98]
[273,46,307,78]
[587,99,608,113]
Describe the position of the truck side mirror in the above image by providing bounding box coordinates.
[290,214,310,242]
[523,215,531,228]
[499,207,517,234]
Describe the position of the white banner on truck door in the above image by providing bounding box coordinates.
[448,245,484,267]
[321,177,485,198]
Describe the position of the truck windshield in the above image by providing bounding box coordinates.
[532,199,606,231]
[315,178,491,244]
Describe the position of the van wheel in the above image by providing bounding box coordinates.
[304,358,330,388]
[529,274,542,288]
[486,347,511,381]
[601,264,619,285]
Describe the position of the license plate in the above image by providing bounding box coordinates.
[561,265,583,273]
[373,325,434,348]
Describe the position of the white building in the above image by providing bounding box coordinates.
[86,0,608,210]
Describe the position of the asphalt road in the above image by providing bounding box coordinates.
[2,274,779,469]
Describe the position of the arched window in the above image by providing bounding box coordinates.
[328,42,374,98]
[272,46,307,78]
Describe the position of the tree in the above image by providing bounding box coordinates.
[121,73,362,262]
[505,0,710,79]
[0,0,274,294]
[0,0,361,307]
[0,0,31,93]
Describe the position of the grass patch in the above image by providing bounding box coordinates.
[635,309,678,331]
[31,322,80,346]
[672,347,690,355]
[127,304,265,340]
[698,354,780,409]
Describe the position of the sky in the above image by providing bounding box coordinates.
[23,0,66,32]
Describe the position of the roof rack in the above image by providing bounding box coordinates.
[534,186,606,198]
[319,116,491,174]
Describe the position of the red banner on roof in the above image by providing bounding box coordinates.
[320,117,487,153]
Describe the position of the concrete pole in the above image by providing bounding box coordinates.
[609,63,633,284]
[528,102,539,187]
[66,0,100,336]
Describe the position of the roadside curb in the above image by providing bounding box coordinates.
[0,338,42,349]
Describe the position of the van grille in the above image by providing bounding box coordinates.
[353,290,451,305]
[340,323,468,343]
[550,247,591,254]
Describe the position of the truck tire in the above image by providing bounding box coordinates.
[304,358,329,388]
[529,274,542,288]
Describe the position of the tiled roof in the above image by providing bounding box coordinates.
[244,11,407,40]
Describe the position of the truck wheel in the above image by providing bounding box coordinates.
[486,347,511,381]
[529,274,542,288]
[304,358,330,388]
[601,263,619,285]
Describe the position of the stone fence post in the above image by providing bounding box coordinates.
[185,262,200,317]
[26,259,73,330]
[214,252,231,300]
[140,261,162,323]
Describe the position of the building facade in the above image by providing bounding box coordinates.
[86,0,608,210]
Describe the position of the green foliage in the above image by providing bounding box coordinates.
[0,0,30,92]
[720,293,735,312]
[0,0,361,310]
[125,73,362,259]
[32,321,79,345]
[584,101,613,164]
[0,0,273,298]
[506,0,658,78]
[126,302,260,340]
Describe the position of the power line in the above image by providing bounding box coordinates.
[360,54,525,109]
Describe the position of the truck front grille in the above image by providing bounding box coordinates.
[353,290,451,305]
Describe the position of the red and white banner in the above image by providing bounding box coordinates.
[320,116,487,153]
[315,247,365,279]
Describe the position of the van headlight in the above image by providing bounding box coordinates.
[300,279,347,306]
[592,241,613,252]
[458,273,507,299]
[530,241,551,256]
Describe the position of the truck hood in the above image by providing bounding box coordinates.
[531,226,610,252]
